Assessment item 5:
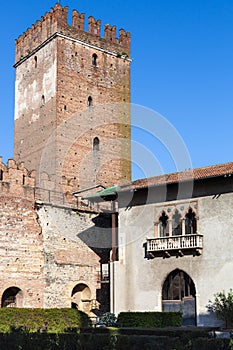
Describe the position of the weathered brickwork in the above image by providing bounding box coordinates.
[0,3,129,314]
[37,205,111,313]
[14,3,131,193]
[0,159,44,307]
[0,157,111,313]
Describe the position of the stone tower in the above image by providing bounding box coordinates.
[14,3,131,195]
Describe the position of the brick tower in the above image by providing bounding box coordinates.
[14,3,131,195]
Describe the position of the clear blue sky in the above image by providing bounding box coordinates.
[0,0,232,180]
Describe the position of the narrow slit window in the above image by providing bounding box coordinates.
[34,56,37,68]
[93,137,99,151]
[92,54,97,67]
[41,95,45,107]
[0,169,3,181]
[88,96,93,107]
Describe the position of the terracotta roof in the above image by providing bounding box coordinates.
[119,162,233,192]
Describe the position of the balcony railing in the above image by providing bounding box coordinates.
[147,233,203,255]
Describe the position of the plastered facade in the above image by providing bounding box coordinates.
[114,190,233,326]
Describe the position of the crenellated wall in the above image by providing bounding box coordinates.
[0,156,111,312]
[15,3,130,64]
[0,157,35,200]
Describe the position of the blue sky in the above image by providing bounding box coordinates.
[0,0,232,180]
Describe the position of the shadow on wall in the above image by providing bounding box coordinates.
[77,212,112,263]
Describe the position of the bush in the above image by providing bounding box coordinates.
[0,308,90,333]
[117,311,182,328]
[207,289,233,328]
[99,312,117,327]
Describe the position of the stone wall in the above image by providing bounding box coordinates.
[0,159,43,307]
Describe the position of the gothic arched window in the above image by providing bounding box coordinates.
[172,209,182,236]
[185,208,197,234]
[159,211,169,237]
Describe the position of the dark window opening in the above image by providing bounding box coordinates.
[185,208,197,234]
[159,211,169,237]
[22,174,25,185]
[34,56,37,68]
[41,95,45,107]
[0,170,3,181]
[1,287,23,308]
[93,137,99,151]
[162,269,196,301]
[92,53,97,67]
[172,209,182,236]
[88,96,93,107]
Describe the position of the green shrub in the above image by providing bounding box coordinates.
[0,308,90,333]
[117,311,182,328]
[207,289,233,328]
[99,312,117,327]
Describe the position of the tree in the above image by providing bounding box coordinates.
[207,289,233,328]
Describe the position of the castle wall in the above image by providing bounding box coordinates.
[15,4,130,64]
[37,205,111,313]
[0,159,44,307]
[0,158,111,312]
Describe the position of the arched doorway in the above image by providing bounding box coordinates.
[162,269,196,325]
[1,287,23,308]
[71,283,92,314]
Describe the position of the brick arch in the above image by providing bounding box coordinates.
[71,283,92,313]
[1,286,24,308]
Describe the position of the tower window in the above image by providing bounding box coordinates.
[88,96,93,107]
[92,54,97,67]
[41,95,45,107]
[34,56,37,68]
[93,137,99,151]
[0,169,3,181]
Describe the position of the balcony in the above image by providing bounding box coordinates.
[146,233,203,258]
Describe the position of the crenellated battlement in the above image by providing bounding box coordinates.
[0,157,35,200]
[15,3,130,63]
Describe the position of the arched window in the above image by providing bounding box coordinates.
[92,53,98,67]
[185,208,197,234]
[172,209,182,236]
[93,137,99,151]
[162,269,196,301]
[71,283,91,313]
[162,269,196,326]
[1,287,23,308]
[88,96,93,107]
[159,211,169,237]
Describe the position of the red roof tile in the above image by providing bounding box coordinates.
[119,162,233,192]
